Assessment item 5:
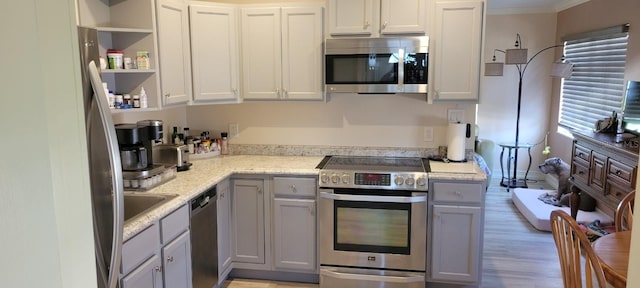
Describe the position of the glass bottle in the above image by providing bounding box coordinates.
[220,132,229,155]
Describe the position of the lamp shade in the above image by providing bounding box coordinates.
[505,48,528,64]
[550,62,573,78]
[485,62,504,76]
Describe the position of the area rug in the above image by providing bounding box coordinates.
[511,188,612,232]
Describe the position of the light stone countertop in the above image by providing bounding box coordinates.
[123,155,486,241]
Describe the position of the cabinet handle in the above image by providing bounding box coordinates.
[364,20,370,29]
[283,89,288,98]
[578,171,585,175]
[382,21,388,29]
[615,170,622,176]
[154,266,162,272]
[290,185,297,193]
[167,256,174,262]
[232,88,237,96]
[309,205,314,216]
[164,93,171,98]
[616,192,622,197]
[257,187,262,194]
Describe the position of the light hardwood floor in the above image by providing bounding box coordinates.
[223,179,564,288]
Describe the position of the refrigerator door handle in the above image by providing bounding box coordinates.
[88,61,124,288]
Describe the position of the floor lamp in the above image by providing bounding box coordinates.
[485,33,572,188]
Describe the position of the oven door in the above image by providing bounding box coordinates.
[319,188,427,271]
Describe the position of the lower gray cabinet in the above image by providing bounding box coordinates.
[217,179,233,284]
[273,198,316,271]
[231,178,266,265]
[121,255,163,288]
[120,204,192,288]
[272,176,317,272]
[428,180,485,285]
[162,231,192,288]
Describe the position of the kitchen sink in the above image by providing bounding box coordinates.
[123,193,178,223]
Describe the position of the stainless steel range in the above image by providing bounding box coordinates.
[316,156,429,288]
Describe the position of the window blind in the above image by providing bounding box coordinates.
[558,27,629,131]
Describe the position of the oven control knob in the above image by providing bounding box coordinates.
[331,174,340,184]
[417,177,427,186]
[341,174,350,184]
[394,176,404,186]
[405,177,415,186]
[320,173,329,183]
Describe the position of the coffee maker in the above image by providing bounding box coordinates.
[115,120,175,190]
[115,120,163,171]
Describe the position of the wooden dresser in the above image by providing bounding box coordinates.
[569,131,638,219]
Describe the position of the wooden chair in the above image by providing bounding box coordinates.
[550,210,607,288]
[615,190,635,232]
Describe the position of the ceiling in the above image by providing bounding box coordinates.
[487,0,590,14]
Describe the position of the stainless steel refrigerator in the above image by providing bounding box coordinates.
[78,26,125,288]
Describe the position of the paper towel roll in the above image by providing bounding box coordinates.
[447,123,467,161]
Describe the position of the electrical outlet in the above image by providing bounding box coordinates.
[448,109,465,123]
[424,127,434,142]
[229,123,239,138]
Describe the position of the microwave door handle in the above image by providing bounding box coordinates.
[319,191,426,203]
[398,48,405,91]
[321,269,424,283]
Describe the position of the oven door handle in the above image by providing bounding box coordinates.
[321,269,424,283]
[319,192,427,203]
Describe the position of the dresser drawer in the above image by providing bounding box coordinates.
[571,159,589,184]
[573,144,591,162]
[273,177,316,197]
[605,180,633,202]
[432,182,483,204]
[607,159,636,186]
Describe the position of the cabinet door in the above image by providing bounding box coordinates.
[281,6,324,100]
[162,231,193,288]
[241,7,282,100]
[217,180,233,280]
[380,0,426,34]
[328,0,375,36]
[157,0,191,105]
[273,198,316,271]
[231,179,265,264]
[430,204,481,283]
[189,4,240,103]
[432,0,483,101]
[590,151,607,194]
[121,255,163,288]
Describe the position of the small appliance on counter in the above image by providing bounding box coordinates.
[153,144,192,171]
[115,120,176,191]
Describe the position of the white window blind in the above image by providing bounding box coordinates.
[558,25,629,131]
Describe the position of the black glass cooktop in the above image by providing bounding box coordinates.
[317,156,427,173]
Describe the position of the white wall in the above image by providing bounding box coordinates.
[478,13,558,179]
[0,0,96,287]
[186,95,476,149]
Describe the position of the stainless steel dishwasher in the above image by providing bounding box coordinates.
[190,187,218,288]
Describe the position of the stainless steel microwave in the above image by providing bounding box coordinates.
[324,36,428,94]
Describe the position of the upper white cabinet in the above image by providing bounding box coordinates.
[327,0,427,37]
[77,0,162,111]
[241,4,324,101]
[189,3,240,104]
[430,0,484,101]
[156,0,192,105]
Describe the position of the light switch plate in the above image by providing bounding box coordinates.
[424,127,433,142]
[448,109,465,123]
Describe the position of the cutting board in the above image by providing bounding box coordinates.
[429,161,477,174]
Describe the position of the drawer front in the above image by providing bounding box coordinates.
[432,182,483,204]
[605,180,633,202]
[573,144,591,162]
[571,159,589,184]
[122,223,160,275]
[607,158,636,185]
[273,177,317,197]
[161,204,189,244]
